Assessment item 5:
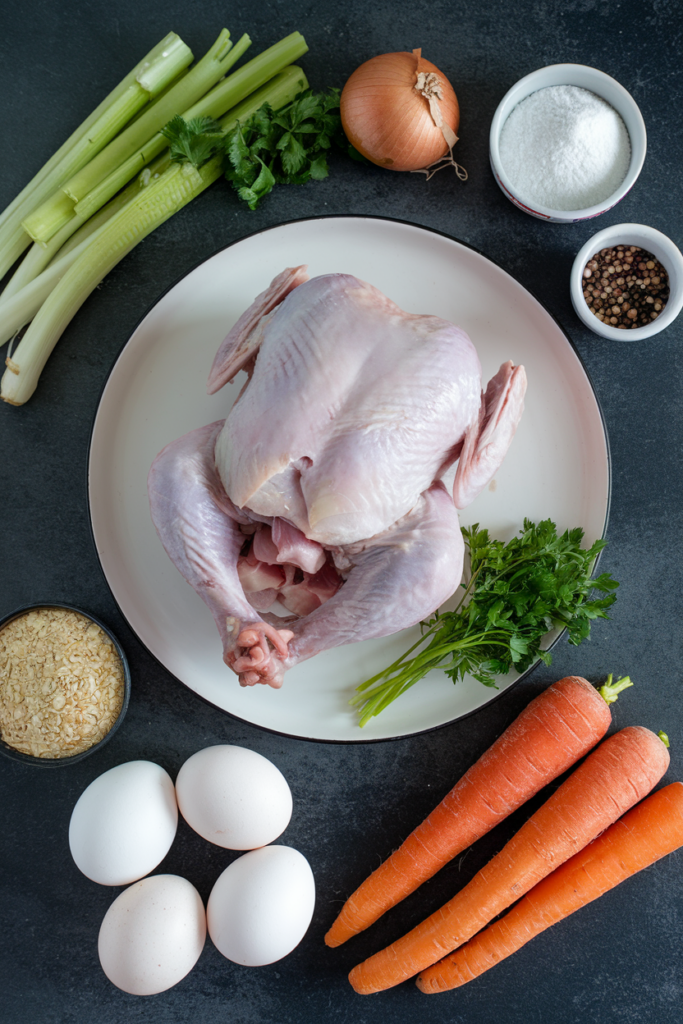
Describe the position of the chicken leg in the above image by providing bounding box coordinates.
[147,421,294,687]
[284,481,464,667]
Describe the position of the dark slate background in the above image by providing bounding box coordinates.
[1,1,682,1021]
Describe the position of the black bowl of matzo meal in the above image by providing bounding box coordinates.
[0,604,130,766]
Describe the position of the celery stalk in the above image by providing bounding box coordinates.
[23,29,240,245]
[1,66,308,406]
[3,161,220,403]
[1,154,173,342]
[0,32,193,278]
[22,192,76,250]
[185,32,308,121]
[72,32,307,225]
[215,65,309,135]
[64,28,235,200]
[0,154,172,307]
[0,31,190,234]
[0,234,106,347]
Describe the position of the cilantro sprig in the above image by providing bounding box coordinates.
[351,519,619,727]
[223,88,353,210]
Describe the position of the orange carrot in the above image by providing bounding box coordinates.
[348,726,669,995]
[326,675,621,948]
[417,781,683,994]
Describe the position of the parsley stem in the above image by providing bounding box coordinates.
[351,627,522,725]
[449,562,483,615]
[0,32,193,280]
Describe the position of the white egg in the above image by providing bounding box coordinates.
[69,760,178,885]
[207,845,315,966]
[98,874,206,995]
[175,745,292,850]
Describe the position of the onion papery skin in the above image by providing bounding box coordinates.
[341,52,460,173]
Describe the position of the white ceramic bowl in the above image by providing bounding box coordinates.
[489,63,647,223]
[570,223,683,340]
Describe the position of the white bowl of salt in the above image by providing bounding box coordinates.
[489,63,646,223]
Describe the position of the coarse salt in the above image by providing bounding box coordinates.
[499,85,631,212]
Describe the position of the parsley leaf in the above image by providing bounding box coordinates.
[160,115,225,169]
[351,519,619,726]
[222,88,358,209]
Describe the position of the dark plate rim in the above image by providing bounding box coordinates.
[0,602,131,766]
[85,213,612,746]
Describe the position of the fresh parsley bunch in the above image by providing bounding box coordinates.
[223,88,348,210]
[352,519,619,727]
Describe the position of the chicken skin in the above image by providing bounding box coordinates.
[148,267,526,689]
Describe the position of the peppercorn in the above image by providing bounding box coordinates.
[582,245,669,329]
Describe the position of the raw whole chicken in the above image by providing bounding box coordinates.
[148,267,526,689]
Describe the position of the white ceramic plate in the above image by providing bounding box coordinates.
[88,216,610,742]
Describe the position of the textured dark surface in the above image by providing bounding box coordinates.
[1,1,683,1021]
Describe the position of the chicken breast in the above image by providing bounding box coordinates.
[213,272,482,545]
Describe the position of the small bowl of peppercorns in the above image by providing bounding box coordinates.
[570,223,683,340]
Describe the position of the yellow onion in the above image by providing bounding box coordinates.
[341,49,460,172]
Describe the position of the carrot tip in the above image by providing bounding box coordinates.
[348,968,373,995]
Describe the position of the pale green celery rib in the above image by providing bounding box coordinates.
[0,234,101,347]
[1,65,308,406]
[0,237,69,307]
[0,154,171,305]
[72,33,250,223]
[74,32,307,224]
[3,155,169,342]
[63,29,237,204]
[186,32,307,121]
[135,36,194,96]
[214,64,309,133]
[0,32,190,234]
[21,29,236,245]
[23,191,77,249]
[2,160,219,403]
[0,228,37,288]
[0,33,193,275]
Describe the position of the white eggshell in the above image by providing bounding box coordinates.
[175,745,292,850]
[98,874,206,994]
[69,760,178,885]
[207,845,315,965]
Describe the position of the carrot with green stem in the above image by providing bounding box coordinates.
[348,726,669,994]
[326,674,631,948]
[417,780,683,993]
